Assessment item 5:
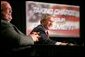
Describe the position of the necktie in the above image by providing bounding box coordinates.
[46,31,49,38]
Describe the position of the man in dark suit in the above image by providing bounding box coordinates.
[31,15,68,45]
[1,1,39,55]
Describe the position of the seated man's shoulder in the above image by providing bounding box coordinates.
[34,25,43,31]
[1,20,13,28]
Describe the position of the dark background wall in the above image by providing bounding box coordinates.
[8,1,26,34]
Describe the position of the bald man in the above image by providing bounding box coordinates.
[1,1,39,54]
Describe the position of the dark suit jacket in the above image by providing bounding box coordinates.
[1,20,34,52]
[31,25,56,45]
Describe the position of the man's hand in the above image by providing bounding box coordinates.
[30,32,40,42]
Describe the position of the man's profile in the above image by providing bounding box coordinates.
[30,15,68,45]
